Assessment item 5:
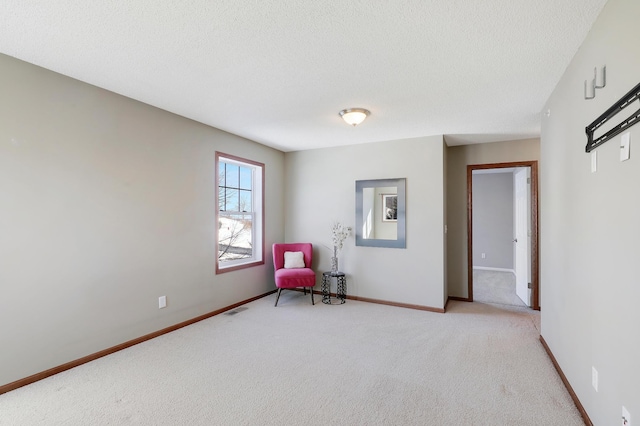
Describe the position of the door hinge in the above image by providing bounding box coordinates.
[528,282,532,289]
[527,178,531,184]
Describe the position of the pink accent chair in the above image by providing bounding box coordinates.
[272,243,316,306]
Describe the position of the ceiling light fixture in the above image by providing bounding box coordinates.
[339,108,370,126]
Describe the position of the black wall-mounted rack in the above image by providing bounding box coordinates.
[585,81,640,152]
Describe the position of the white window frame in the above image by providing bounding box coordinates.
[216,152,264,273]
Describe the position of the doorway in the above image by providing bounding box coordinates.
[467,161,539,310]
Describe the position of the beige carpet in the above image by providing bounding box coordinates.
[473,269,527,307]
[0,293,581,425]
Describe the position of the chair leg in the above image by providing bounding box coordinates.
[274,288,282,307]
[304,288,307,295]
[310,288,314,305]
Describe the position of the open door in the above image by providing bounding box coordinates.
[514,167,530,306]
[467,161,539,310]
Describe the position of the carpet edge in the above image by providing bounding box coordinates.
[539,335,593,426]
[0,290,277,395]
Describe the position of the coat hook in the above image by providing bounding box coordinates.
[595,65,606,89]
[585,79,595,100]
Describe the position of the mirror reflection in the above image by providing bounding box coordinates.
[361,187,397,240]
[356,178,406,249]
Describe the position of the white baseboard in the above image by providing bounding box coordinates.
[473,266,515,274]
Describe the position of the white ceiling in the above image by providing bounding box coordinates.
[0,1,608,152]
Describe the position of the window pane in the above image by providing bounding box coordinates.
[218,186,225,211]
[219,163,226,187]
[225,163,239,188]
[239,189,251,212]
[225,190,239,212]
[218,213,253,261]
[239,166,252,190]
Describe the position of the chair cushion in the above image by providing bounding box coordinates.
[275,267,316,289]
[284,251,305,269]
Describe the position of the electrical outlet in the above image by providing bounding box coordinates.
[159,296,167,309]
[592,366,598,392]
[481,253,486,259]
[622,406,630,426]
[591,151,597,173]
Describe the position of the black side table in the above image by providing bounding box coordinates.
[321,271,346,304]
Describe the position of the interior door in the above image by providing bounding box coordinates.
[514,167,530,306]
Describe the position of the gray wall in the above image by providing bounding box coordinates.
[285,136,446,309]
[446,138,539,298]
[0,54,285,387]
[540,0,639,422]
[472,173,514,269]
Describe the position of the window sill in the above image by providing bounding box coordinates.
[216,259,265,274]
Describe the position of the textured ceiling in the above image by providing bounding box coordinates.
[0,1,608,152]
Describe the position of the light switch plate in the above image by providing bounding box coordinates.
[159,296,167,309]
[591,151,597,173]
[620,133,630,161]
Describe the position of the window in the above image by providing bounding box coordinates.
[216,152,264,273]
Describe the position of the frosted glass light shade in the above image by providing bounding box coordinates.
[339,108,370,126]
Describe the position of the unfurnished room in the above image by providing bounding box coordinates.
[0,0,638,424]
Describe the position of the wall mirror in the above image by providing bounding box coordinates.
[355,178,406,248]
